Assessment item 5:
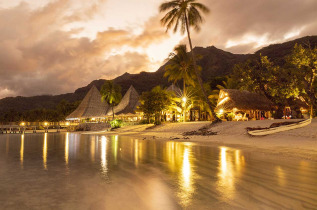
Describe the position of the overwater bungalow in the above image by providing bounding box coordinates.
[66,85,109,122]
[215,89,274,121]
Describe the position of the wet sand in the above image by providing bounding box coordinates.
[101,119,317,161]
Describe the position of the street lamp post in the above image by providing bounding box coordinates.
[182,97,187,122]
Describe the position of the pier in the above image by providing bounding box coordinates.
[0,125,62,134]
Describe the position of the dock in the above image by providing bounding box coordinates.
[0,125,62,134]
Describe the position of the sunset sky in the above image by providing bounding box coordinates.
[0,0,316,99]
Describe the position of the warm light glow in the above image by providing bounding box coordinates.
[276,166,286,186]
[178,144,194,207]
[134,139,139,166]
[217,147,235,199]
[218,97,229,106]
[90,136,96,162]
[20,134,24,167]
[66,122,70,126]
[101,136,108,175]
[91,118,96,121]
[182,97,187,103]
[44,122,48,126]
[20,122,25,126]
[43,133,48,170]
[65,132,69,166]
[219,109,224,114]
[112,135,119,165]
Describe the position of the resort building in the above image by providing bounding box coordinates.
[215,89,274,121]
[106,85,142,121]
[66,86,109,122]
[166,84,183,121]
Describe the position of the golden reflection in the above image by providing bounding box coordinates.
[217,147,238,200]
[90,136,96,162]
[166,141,176,172]
[101,136,107,174]
[276,166,286,186]
[43,133,47,170]
[65,132,69,165]
[134,139,139,166]
[181,148,192,191]
[177,143,195,207]
[20,134,24,167]
[112,135,118,164]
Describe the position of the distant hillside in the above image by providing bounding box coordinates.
[0,35,316,113]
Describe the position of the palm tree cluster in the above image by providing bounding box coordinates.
[160,0,221,122]
[100,80,122,120]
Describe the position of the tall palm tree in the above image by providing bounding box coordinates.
[160,0,221,122]
[165,45,198,93]
[100,80,122,120]
[164,44,198,121]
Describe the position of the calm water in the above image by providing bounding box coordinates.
[0,133,316,209]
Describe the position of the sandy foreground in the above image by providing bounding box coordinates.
[92,119,317,161]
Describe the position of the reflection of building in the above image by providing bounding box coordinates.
[215,89,274,120]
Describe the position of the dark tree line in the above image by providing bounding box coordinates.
[233,44,317,118]
[0,100,80,123]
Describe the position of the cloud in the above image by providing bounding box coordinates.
[189,0,317,53]
[0,0,316,99]
[0,1,170,99]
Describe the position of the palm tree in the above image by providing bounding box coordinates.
[164,44,198,121]
[160,0,221,122]
[100,80,122,120]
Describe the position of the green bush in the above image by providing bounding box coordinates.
[110,119,123,128]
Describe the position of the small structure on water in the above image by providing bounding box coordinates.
[215,89,274,121]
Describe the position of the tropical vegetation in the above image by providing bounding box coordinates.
[159,0,221,122]
[100,80,122,120]
[233,44,317,118]
[138,86,176,124]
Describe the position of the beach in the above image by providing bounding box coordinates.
[102,119,317,161]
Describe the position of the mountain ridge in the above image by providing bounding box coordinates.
[0,35,316,113]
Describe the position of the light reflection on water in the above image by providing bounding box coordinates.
[20,134,24,167]
[43,133,47,170]
[0,133,316,209]
[65,132,69,166]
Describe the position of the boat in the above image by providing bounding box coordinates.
[247,119,312,136]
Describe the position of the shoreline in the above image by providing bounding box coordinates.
[99,120,317,161]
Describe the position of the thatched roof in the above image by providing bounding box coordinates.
[107,85,140,116]
[66,86,109,120]
[215,89,274,112]
[166,84,183,97]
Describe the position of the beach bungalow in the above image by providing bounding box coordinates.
[215,89,274,121]
[106,85,142,121]
[66,86,109,122]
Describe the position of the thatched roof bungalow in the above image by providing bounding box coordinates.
[215,89,274,120]
[107,85,141,120]
[66,86,109,120]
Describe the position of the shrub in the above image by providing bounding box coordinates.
[110,119,123,128]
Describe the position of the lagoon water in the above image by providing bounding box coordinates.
[0,133,316,209]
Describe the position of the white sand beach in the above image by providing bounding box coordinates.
[104,119,317,161]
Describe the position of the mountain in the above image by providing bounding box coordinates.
[0,36,316,113]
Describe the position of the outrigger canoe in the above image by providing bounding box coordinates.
[247,119,312,136]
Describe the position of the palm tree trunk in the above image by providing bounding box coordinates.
[112,106,115,120]
[184,13,221,122]
[183,79,186,122]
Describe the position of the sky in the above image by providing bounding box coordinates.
[0,0,316,99]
